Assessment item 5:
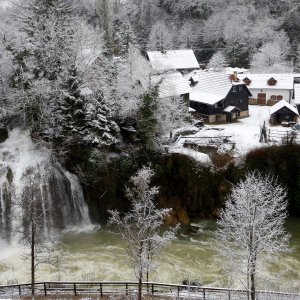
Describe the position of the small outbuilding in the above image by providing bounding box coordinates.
[269,100,299,125]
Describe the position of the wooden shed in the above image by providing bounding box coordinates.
[270,100,299,125]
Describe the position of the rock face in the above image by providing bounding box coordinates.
[0,128,8,143]
[0,129,91,240]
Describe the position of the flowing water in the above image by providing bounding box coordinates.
[0,219,300,293]
[0,128,91,240]
[0,129,300,293]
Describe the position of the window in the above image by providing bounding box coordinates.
[243,77,251,85]
[239,99,243,104]
[277,95,283,100]
[215,100,224,108]
[267,77,277,86]
[232,86,237,92]
[239,86,243,92]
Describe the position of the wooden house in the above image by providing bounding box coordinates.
[187,71,251,123]
[269,100,299,125]
[146,50,199,74]
[237,74,294,105]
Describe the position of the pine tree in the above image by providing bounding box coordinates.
[83,91,119,147]
[137,86,159,154]
[59,65,86,139]
[8,0,77,136]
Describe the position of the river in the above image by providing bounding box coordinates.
[0,219,300,292]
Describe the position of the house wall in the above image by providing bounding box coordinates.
[224,85,249,113]
[249,88,292,102]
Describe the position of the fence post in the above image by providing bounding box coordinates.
[126,283,128,296]
[18,285,21,296]
[44,283,47,296]
[74,283,77,296]
[177,285,180,299]
[100,283,103,297]
[228,290,231,300]
[151,284,154,296]
[203,288,206,300]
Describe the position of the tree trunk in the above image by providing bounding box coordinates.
[250,272,255,300]
[31,221,35,300]
[138,277,142,300]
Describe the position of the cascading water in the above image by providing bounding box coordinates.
[0,128,91,240]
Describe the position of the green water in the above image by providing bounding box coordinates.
[0,219,300,292]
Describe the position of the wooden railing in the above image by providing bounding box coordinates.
[268,129,300,144]
[0,281,300,299]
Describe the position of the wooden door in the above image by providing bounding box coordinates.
[257,93,266,105]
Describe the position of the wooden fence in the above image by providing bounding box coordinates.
[267,129,300,144]
[175,135,235,147]
[0,281,300,299]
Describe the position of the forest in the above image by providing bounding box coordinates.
[1,1,300,298]
[0,0,300,220]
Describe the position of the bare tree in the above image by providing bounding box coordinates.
[215,171,290,300]
[15,167,59,300]
[108,166,178,300]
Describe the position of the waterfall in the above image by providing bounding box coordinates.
[0,128,91,240]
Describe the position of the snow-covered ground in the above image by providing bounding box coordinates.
[170,105,292,163]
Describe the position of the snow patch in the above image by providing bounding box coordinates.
[168,147,211,165]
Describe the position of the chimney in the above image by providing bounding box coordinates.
[233,71,238,81]
[230,71,239,82]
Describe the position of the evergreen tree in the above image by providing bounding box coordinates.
[8,0,77,136]
[59,65,86,139]
[59,66,118,147]
[137,86,159,154]
[83,91,119,147]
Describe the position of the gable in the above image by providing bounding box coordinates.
[270,100,299,116]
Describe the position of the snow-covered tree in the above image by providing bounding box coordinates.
[58,66,118,147]
[147,21,173,51]
[137,86,159,154]
[83,91,119,147]
[207,51,228,71]
[96,0,114,54]
[16,167,59,298]
[108,166,178,300]
[250,32,293,72]
[115,45,151,120]
[157,95,189,143]
[6,0,78,136]
[59,65,86,139]
[215,171,290,300]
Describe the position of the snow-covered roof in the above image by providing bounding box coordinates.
[294,84,300,105]
[151,71,191,98]
[147,50,199,71]
[225,67,249,75]
[224,106,240,113]
[187,71,233,105]
[237,74,294,90]
[270,100,299,116]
